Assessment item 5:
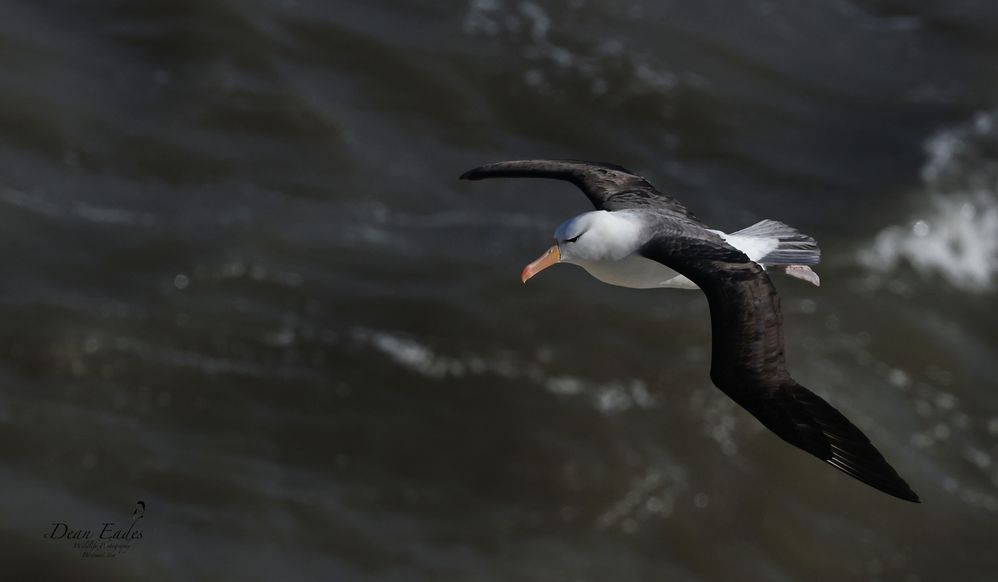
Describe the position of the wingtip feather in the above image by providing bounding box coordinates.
[752,382,921,503]
[796,387,921,503]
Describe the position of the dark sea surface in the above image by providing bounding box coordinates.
[2,0,997,580]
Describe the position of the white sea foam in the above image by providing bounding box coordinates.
[0,188,157,227]
[462,0,504,37]
[597,466,687,530]
[592,379,654,413]
[359,330,493,379]
[546,375,655,413]
[358,329,654,413]
[859,110,998,292]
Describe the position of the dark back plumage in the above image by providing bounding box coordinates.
[460,159,698,221]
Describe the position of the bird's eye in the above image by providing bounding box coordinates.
[566,235,582,243]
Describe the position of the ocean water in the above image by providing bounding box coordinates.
[1,0,997,580]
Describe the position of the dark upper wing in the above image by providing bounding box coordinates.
[460,159,697,220]
[641,233,920,502]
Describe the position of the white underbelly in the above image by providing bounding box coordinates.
[574,254,699,289]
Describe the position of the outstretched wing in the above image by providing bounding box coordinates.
[641,233,920,502]
[460,159,697,220]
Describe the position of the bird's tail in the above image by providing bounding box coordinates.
[728,219,821,286]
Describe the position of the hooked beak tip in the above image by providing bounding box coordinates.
[520,245,560,284]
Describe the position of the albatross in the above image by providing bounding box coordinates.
[461,159,919,503]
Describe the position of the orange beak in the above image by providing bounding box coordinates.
[521,245,560,283]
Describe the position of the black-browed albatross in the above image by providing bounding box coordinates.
[461,159,919,503]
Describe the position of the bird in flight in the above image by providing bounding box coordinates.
[461,159,919,502]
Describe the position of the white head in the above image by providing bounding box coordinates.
[520,210,645,282]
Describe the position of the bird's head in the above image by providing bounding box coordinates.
[521,210,642,282]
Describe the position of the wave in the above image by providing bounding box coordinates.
[356,328,655,414]
[462,0,693,104]
[859,110,998,292]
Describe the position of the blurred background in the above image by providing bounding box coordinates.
[1,0,997,580]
